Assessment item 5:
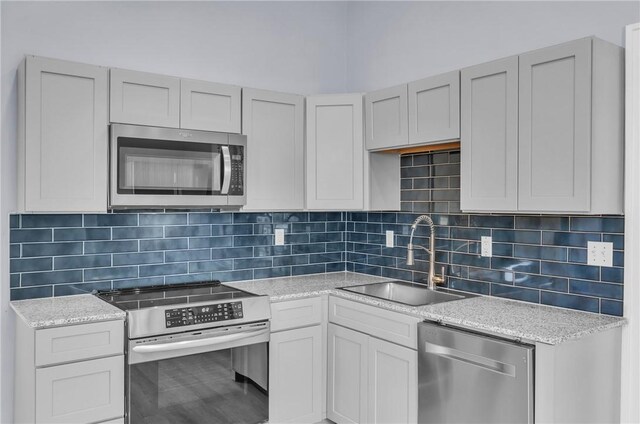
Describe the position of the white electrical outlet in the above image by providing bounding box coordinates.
[386,230,394,248]
[274,228,285,246]
[588,241,613,267]
[481,236,492,257]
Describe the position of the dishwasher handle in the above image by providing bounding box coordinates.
[423,341,516,377]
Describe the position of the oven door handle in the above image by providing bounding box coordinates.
[132,327,268,354]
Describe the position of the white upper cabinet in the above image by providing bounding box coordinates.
[242,88,304,210]
[408,70,460,145]
[180,79,241,133]
[18,56,109,212]
[461,37,623,214]
[460,56,519,211]
[306,94,365,210]
[365,71,460,151]
[110,68,180,128]
[365,84,408,150]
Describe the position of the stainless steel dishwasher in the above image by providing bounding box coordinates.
[418,322,534,423]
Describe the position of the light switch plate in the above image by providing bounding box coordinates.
[481,236,492,257]
[386,230,394,248]
[274,228,285,246]
[588,241,613,267]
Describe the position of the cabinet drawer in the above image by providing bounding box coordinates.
[271,297,323,332]
[35,320,124,367]
[329,297,419,349]
[35,355,124,424]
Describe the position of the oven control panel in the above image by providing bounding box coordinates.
[165,301,243,328]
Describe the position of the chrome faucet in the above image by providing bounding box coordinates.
[406,215,446,290]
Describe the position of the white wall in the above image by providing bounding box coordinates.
[346,1,640,91]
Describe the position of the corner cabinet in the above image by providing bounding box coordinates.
[461,37,624,214]
[242,88,305,210]
[269,297,326,424]
[365,85,408,150]
[18,56,109,212]
[306,94,365,210]
[327,297,419,424]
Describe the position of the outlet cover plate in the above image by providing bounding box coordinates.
[386,230,394,248]
[274,228,285,246]
[481,236,492,257]
[588,241,613,267]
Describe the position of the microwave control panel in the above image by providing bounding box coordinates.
[165,301,244,328]
[228,145,244,196]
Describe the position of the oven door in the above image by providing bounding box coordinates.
[127,322,269,424]
[110,124,232,208]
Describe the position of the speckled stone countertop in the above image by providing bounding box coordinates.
[230,271,625,345]
[11,294,126,328]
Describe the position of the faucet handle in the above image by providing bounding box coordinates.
[432,266,446,286]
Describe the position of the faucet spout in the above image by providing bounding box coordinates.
[406,215,445,290]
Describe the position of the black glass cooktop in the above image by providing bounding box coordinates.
[96,281,255,311]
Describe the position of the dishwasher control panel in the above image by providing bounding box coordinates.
[165,301,244,328]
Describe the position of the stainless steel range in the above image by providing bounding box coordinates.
[98,281,271,424]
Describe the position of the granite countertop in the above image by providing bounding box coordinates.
[230,271,626,345]
[11,294,126,328]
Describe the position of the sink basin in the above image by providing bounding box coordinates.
[340,281,473,306]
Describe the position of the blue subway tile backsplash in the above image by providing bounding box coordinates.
[9,149,625,317]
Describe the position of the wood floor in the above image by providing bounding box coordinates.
[129,349,268,424]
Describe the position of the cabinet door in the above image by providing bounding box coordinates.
[365,84,408,150]
[367,337,418,424]
[242,88,304,210]
[20,56,108,212]
[35,355,124,424]
[306,94,364,210]
[269,326,323,423]
[110,68,180,128]
[518,38,592,212]
[327,324,369,424]
[460,56,519,212]
[180,79,241,132]
[408,70,460,144]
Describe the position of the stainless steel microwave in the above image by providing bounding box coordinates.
[110,124,246,208]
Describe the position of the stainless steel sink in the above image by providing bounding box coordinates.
[340,280,474,306]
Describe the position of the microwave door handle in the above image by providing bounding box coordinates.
[132,327,269,354]
[221,146,231,194]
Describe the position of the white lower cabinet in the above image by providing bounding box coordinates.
[327,323,418,424]
[14,318,125,424]
[367,337,417,424]
[269,297,326,423]
[35,356,124,424]
[327,324,369,424]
